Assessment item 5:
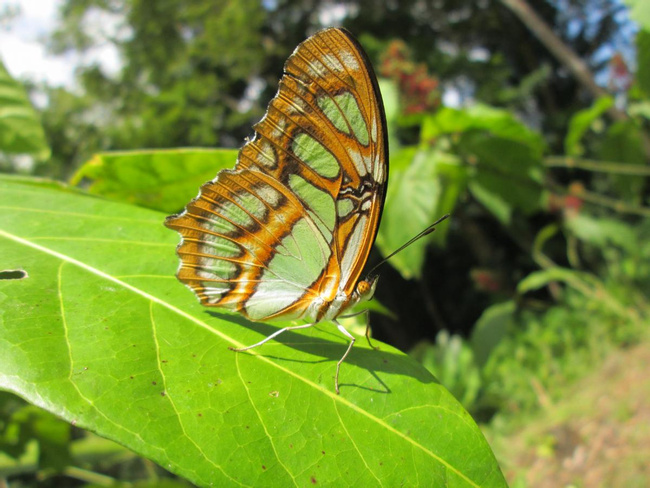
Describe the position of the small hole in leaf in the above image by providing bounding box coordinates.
[0,269,28,280]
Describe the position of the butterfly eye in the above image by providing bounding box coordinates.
[356,275,379,300]
[357,281,370,295]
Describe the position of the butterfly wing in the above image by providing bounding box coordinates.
[166,28,388,322]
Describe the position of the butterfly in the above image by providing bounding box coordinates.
[165,27,388,394]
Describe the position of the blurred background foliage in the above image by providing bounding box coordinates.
[1,0,650,485]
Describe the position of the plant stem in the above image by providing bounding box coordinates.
[62,466,118,486]
[545,156,650,176]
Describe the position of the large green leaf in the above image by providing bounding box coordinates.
[0,177,506,487]
[376,147,465,279]
[71,149,239,213]
[0,60,50,160]
[378,79,400,153]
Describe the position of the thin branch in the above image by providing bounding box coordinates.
[547,180,650,217]
[545,156,650,176]
[499,0,627,122]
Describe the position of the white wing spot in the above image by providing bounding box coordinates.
[307,59,328,78]
[322,54,345,73]
[271,117,287,140]
[257,141,276,167]
[372,156,385,183]
[339,51,360,71]
[346,147,368,177]
[256,184,282,207]
[363,153,373,173]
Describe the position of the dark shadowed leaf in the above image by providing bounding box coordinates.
[464,134,543,224]
[597,120,646,202]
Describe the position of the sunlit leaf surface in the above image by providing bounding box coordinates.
[0,176,506,487]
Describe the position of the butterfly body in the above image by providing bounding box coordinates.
[166,28,387,393]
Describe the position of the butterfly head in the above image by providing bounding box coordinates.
[355,274,379,303]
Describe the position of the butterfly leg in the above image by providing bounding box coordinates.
[339,309,379,350]
[363,311,380,350]
[334,320,356,395]
[229,322,315,352]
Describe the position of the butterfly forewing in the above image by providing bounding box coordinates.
[166,28,388,323]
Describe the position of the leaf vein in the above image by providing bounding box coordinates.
[150,301,239,484]
[334,399,384,486]
[235,353,299,486]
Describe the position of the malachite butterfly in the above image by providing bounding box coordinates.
[165,27,388,394]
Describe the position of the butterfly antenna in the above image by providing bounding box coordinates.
[366,214,450,277]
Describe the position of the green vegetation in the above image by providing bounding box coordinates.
[1,0,649,486]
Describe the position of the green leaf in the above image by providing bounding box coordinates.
[410,333,482,412]
[379,79,399,128]
[0,176,506,487]
[470,301,515,368]
[421,104,545,158]
[517,268,599,294]
[379,79,401,153]
[0,60,50,160]
[625,1,650,31]
[628,100,650,119]
[637,30,650,95]
[564,213,637,252]
[377,147,466,279]
[564,96,613,156]
[463,134,543,224]
[0,394,72,474]
[71,149,239,213]
[597,120,646,201]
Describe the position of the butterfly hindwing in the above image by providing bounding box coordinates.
[166,27,388,323]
